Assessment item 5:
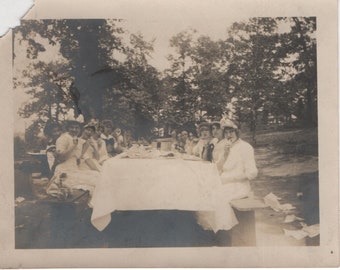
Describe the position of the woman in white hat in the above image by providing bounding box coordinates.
[219,119,258,200]
[196,119,258,235]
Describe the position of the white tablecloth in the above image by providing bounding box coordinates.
[90,157,235,231]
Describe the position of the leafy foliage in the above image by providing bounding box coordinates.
[14,17,317,147]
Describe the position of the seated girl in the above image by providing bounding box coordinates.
[192,122,212,159]
[100,120,124,157]
[46,120,100,198]
[80,122,109,171]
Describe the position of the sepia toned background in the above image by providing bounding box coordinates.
[0,0,339,267]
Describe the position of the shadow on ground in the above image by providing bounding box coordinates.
[16,201,221,249]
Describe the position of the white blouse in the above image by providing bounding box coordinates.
[220,139,258,184]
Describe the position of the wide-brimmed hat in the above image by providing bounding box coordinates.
[84,118,100,129]
[210,121,221,128]
[220,118,238,130]
[84,122,97,132]
[198,122,210,130]
[65,120,82,129]
[101,119,114,128]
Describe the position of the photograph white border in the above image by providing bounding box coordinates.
[0,0,338,267]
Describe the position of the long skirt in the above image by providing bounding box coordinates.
[196,181,251,232]
[46,159,100,198]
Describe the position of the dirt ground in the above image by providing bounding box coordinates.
[14,128,319,248]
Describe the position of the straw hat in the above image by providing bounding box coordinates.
[220,118,238,130]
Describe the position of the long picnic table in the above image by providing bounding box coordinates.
[90,155,223,231]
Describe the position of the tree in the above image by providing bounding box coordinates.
[163,30,231,132]
[15,19,126,120]
[17,60,74,122]
[191,36,230,118]
[225,18,282,142]
[164,30,199,129]
[100,33,163,138]
[15,20,164,140]
[278,17,317,127]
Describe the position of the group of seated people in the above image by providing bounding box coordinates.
[42,119,131,198]
[42,119,132,176]
[169,119,258,180]
[42,117,258,208]
[169,118,259,232]
[40,116,258,233]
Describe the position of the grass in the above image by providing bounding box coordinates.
[242,128,318,156]
[248,128,319,234]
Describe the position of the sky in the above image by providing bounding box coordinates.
[4,0,310,136]
[113,4,249,71]
[1,0,249,68]
[8,0,252,135]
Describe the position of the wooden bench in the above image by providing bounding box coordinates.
[229,197,268,246]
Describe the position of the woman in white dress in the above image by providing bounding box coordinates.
[218,119,258,200]
[46,120,100,197]
[196,119,258,235]
[80,122,109,171]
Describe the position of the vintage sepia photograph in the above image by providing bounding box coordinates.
[0,0,338,267]
[13,16,320,249]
